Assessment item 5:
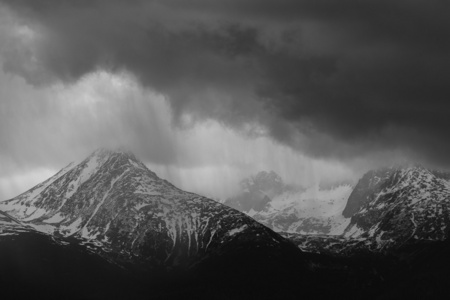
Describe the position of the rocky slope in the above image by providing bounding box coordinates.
[344,165,450,246]
[224,171,352,235]
[0,149,294,270]
[285,165,450,254]
[0,210,29,235]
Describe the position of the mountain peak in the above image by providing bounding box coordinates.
[88,147,139,162]
[0,149,289,270]
[80,147,148,175]
[342,163,450,243]
[0,147,161,225]
[240,170,284,194]
[342,164,434,218]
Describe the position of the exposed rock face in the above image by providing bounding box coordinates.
[344,165,450,245]
[0,149,291,269]
[342,168,397,218]
[285,165,450,254]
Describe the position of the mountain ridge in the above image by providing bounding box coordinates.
[0,149,296,270]
[3,152,450,298]
[285,164,450,254]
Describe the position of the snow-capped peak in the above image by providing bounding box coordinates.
[0,149,289,268]
[342,164,450,245]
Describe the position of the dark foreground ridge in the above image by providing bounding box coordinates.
[3,225,450,299]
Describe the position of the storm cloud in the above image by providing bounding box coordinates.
[0,0,449,199]
[2,0,450,163]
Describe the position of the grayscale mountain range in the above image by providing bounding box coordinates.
[1,1,449,298]
[2,150,450,299]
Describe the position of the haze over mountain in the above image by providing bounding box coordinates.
[224,170,352,234]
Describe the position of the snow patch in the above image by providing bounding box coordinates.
[134,203,151,210]
[60,217,83,236]
[22,207,48,222]
[29,223,55,234]
[344,224,365,238]
[43,213,65,224]
[228,224,248,236]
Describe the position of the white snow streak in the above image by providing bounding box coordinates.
[228,224,248,236]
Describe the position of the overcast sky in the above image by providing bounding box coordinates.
[1,0,449,200]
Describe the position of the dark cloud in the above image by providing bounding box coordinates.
[1,0,450,167]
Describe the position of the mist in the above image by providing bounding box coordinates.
[1,0,449,201]
[0,69,357,201]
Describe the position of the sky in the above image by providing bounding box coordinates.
[0,0,449,201]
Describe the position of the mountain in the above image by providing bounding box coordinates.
[277,164,450,299]
[224,171,285,212]
[3,153,450,299]
[252,184,352,235]
[285,165,450,254]
[342,168,397,218]
[0,210,29,234]
[343,165,450,246]
[224,171,352,235]
[0,149,297,269]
